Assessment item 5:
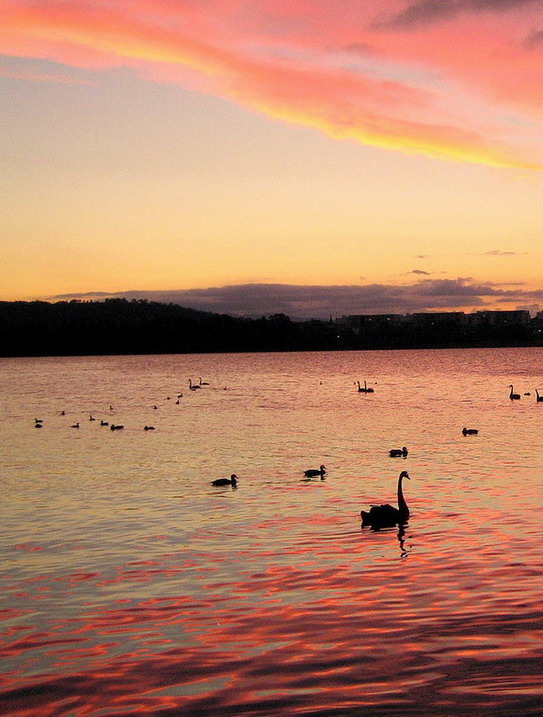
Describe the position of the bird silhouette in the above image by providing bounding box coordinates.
[389,446,408,457]
[509,385,521,400]
[536,389,543,403]
[189,379,201,391]
[462,427,478,435]
[211,474,238,487]
[304,464,326,478]
[357,380,374,393]
[361,471,410,530]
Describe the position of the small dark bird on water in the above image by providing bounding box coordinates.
[110,424,124,431]
[389,446,408,458]
[211,474,238,487]
[462,427,478,435]
[361,471,410,530]
[535,389,543,403]
[144,425,155,431]
[304,464,326,478]
[100,420,109,426]
[71,422,79,429]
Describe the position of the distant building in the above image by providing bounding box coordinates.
[469,310,531,326]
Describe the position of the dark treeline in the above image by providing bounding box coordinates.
[1,299,543,357]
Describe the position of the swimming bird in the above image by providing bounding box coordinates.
[462,427,478,435]
[110,424,124,431]
[389,446,408,457]
[100,420,109,426]
[357,380,374,393]
[189,379,201,391]
[304,464,326,478]
[70,422,79,429]
[211,474,238,487]
[509,385,521,400]
[536,389,543,403]
[361,471,410,530]
[199,377,210,386]
[34,422,43,428]
[144,425,155,431]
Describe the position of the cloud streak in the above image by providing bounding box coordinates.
[49,278,543,319]
[2,0,542,168]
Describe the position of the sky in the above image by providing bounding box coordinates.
[1,0,543,318]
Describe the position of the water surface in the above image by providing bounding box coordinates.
[1,349,542,716]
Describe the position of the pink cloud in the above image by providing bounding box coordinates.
[1,0,542,167]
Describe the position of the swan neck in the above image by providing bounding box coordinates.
[397,474,409,519]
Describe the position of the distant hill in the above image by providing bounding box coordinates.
[1,299,542,357]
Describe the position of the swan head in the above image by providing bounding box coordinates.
[400,471,410,480]
[320,465,326,470]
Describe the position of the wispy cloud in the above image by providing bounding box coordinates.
[2,0,542,169]
[483,250,528,256]
[48,278,543,319]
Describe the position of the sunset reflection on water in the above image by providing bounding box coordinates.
[1,349,543,716]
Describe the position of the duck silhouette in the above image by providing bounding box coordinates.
[211,474,238,487]
[303,464,326,478]
[361,471,410,530]
[462,427,478,435]
[536,389,543,403]
[389,446,408,457]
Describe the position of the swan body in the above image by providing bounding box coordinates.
[189,379,201,391]
[389,446,408,457]
[100,420,109,426]
[70,422,79,428]
[536,389,543,403]
[110,424,124,430]
[144,425,155,431]
[211,474,238,487]
[509,385,521,400]
[199,377,210,385]
[462,427,478,435]
[304,464,326,478]
[361,471,410,530]
[357,381,374,393]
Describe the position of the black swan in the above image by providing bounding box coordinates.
[462,427,478,435]
[211,474,238,487]
[189,379,201,391]
[389,446,408,457]
[536,389,543,403]
[70,422,79,428]
[357,380,374,393]
[509,385,521,400]
[361,471,410,530]
[144,425,155,431]
[199,377,210,386]
[304,464,326,478]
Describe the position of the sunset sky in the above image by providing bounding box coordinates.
[2,0,543,317]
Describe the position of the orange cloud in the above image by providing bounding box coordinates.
[1,0,542,168]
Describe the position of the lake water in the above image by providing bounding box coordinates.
[1,348,542,716]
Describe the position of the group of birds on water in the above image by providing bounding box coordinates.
[32,378,213,433]
[210,379,543,531]
[31,375,543,531]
